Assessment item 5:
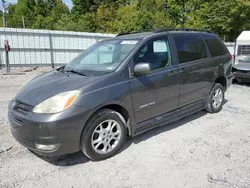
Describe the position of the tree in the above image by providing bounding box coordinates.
[185,0,250,41]
[95,4,118,32]
[75,13,97,32]
[71,0,96,15]
[6,0,70,30]
[109,4,146,33]
[3,0,250,41]
[6,0,35,28]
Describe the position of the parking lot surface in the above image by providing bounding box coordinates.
[1,68,250,188]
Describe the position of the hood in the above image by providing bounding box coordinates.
[15,70,99,106]
[233,63,250,71]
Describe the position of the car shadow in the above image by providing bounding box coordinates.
[233,81,250,87]
[34,109,211,166]
[224,99,228,105]
[34,137,133,166]
[32,151,90,166]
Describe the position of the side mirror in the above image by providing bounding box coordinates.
[133,62,151,76]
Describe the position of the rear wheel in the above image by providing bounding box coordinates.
[206,83,225,113]
[80,109,127,161]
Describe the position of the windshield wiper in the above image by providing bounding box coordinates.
[65,69,86,76]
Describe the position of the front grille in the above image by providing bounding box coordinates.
[13,114,23,124]
[9,112,24,127]
[14,100,33,115]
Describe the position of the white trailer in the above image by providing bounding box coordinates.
[234,31,250,64]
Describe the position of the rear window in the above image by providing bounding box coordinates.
[203,35,228,57]
[173,35,207,64]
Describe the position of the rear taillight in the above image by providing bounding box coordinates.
[228,53,232,60]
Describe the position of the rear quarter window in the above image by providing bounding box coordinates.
[173,34,207,64]
[202,35,228,57]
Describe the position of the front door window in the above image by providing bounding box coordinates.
[134,39,172,71]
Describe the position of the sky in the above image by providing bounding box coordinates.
[6,0,73,9]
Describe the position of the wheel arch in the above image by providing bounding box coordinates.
[214,76,227,90]
[83,102,132,137]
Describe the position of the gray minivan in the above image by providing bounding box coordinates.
[8,29,233,161]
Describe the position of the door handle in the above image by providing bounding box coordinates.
[169,70,178,76]
[179,67,186,73]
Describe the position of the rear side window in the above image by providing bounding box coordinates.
[203,35,228,57]
[173,35,207,64]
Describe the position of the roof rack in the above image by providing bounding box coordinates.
[153,28,212,33]
[116,31,143,37]
[116,29,152,37]
[116,28,212,37]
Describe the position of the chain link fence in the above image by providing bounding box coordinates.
[0,28,115,70]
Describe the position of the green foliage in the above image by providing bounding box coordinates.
[6,0,70,30]
[2,0,250,41]
[71,0,96,15]
[185,0,250,41]
[96,1,173,33]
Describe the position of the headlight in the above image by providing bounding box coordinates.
[33,90,80,114]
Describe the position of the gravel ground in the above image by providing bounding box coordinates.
[1,67,250,188]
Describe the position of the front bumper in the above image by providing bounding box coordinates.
[234,72,250,78]
[233,71,250,82]
[8,100,87,156]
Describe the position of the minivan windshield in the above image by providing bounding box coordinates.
[64,39,139,75]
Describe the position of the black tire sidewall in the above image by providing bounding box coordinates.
[81,110,127,161]
[208,83,225,113]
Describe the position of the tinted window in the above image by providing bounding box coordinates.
[134,38,171,70]
[174,35,207,64]
[203,35,228,57]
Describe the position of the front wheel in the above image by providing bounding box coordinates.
[80,109,127,161]
[206,83,225,113]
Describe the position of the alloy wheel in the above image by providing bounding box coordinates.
[212,88,223,109]
[91,120,122,154]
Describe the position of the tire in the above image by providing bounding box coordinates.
[80,109,127,161]
[206,83,225,113]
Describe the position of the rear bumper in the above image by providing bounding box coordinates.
[8,100,88,156]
